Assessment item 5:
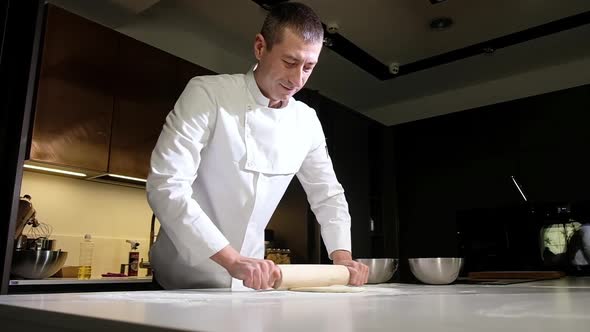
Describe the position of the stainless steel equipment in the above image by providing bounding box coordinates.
[14,194,38,240]
[355,258,398,284]
[408,257,464,285]
[32,237,56,251]
[14,194,53,239]
[24,221,53,239]
[11,249,68,279]
[11,194,65,279]
[14,236,56,251]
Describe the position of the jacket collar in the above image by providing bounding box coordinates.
[246,65,289,108]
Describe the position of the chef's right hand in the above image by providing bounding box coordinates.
[211,245,281,290]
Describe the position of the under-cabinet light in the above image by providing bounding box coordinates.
[24,164,87,177]
[108,174,147,183]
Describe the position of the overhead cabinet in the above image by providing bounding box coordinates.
[108,36,179,179]
[109,40,215,179]
[30,5,117,172]
[29,4,212,179]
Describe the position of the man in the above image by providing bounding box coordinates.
[147,2,368,290]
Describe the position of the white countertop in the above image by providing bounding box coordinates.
[1,277,589,332]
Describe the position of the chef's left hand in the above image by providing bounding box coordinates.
[331,250,369,286]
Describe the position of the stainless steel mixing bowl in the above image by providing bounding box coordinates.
[408,257,464,285]
[11,249,68,279]
[355,258,398,284]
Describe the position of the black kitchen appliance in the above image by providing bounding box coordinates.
[457,176,590,275]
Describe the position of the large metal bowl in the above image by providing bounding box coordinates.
[408,257,463,285]
[11,250,68,279]
[355,258,398,284]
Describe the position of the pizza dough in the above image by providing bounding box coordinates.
[288,285,365,293]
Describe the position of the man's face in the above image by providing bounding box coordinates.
[254,27,322,107]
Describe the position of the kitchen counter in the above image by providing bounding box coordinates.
[9,276,153,286]
[0,277,589,332]
[7,276,158,294]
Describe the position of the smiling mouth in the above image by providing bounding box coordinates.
[280,83,296,92]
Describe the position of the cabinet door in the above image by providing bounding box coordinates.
[108,36,181,179]
[30,5,117,172]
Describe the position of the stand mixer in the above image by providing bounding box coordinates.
[12,194,67,279]
[14,195,39,240]
[14,194,53,250]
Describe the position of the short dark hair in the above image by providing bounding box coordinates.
[260,2,324,50]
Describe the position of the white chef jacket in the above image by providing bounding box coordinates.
[146,67,351,290]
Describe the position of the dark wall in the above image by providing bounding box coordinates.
[268,89,395,264]
[393,84,590,279]
[0,0,44,294]
[320,94,372,259]
[267,179,310,263]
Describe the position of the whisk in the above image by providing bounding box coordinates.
[24,220,53,239]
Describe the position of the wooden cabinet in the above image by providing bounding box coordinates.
[29,5,216,179]
[30,5,117,172]
[108,36,181,179]
[108,48,215,179]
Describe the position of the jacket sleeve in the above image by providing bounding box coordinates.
[146,78,229,266]
[295,111,352,258]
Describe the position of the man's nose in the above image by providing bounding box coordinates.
[288,67,304,87]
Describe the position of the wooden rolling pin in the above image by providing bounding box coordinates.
[273,264,350,290]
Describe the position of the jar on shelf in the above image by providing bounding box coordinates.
[265,248,291,264]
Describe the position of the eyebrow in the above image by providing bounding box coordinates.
[283,55,317,65]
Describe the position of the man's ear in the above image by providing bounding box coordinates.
[254,33,266,61]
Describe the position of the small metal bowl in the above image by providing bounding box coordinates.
[355,258,398,284]
[11,249,68,279]
[408,257,464,285]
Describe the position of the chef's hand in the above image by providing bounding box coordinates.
[211,245,281,290]
[331,250,369,286]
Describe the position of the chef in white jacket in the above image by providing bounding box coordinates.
[147,2,369,290]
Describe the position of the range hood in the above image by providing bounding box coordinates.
[87,173,146,188]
